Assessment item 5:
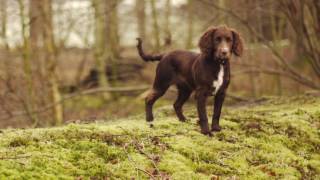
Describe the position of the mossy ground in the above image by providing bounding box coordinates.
[0,96,319,179]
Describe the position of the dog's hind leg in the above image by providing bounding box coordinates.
[145,86,169,123]
[174,86,192,122]
[145,59,174,124]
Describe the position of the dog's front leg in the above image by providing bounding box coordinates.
[211,91,226,131]
[196,88,211,135]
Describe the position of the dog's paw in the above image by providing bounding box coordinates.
[201,129,213,137]
[211,125,221,132]
[178,118,187,122]
[147,121,154,128]
[205,132,213,137]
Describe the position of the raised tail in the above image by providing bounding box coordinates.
[136,38,163,62]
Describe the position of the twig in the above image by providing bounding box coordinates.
[120,128,160,176]
[0,155,31,160]
[226,93,250,102]
[123,146,156,179]
[133,141,160,175]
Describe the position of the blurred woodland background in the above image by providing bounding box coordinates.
[0,0,319,128]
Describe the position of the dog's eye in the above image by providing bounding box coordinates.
[226,37,231,42]
[215,37,221,42]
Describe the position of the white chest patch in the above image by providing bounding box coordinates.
[212,65,224,94]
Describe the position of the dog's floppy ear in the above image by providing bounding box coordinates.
[231,29,244,57]
[198,27,217,55]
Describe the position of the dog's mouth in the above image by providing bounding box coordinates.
[217,58,227,65]
[215,54,229,65]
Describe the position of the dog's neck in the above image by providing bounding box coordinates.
[201,56,228,84]
[203,54,230,68]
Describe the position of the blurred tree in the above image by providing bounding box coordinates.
[41,0,64,125]
[29,0,42,50]
[280,0,320,78]
[105,0,120,86]
[164,0,171,45]
[218,0,227,24]
[0,0,8,49]
[92,0,111,98]
[269,2,286,95]
[136,0,146,40]
[243,0,258,97]
[105,0,120,59]
[185,0,193,49]
[18,0,38,125]
[29,0,48,78]
[150,0,160,51]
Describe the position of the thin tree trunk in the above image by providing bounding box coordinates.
[29,0,42,50]
[106,0,119,59]
[105,0,120,88]
[92,0,110,99]
[41,0,64,125]
[269,3,283,95]
[30,0,46,78]
[150,0,160,51]
[185,0,193,49]
[0,0,8,49]
[164,0,171,43]
[252,0,262,96]
[219,0,227,24]
[18,0,39,125]
[136,0,146,40]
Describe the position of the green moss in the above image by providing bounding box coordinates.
[8,136,31,147]
[0,95,319,179]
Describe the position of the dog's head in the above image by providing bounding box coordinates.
[198,26,244,64]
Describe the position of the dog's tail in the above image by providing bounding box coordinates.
[136,38,163,62]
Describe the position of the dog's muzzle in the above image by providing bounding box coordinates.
[218,58,227,65]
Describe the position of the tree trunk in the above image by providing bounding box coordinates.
[105,0,120,87]
[150,0,160,51]
[30,0,46,78]
[164,0,171,44]
[269,2,283,95]
[185,0,193,49]
[219,0,227,24]
[0,0,8,49]
[105,0,119,59]
[18,0,39,125]
[136,0,146,40]
[41,0,64,125]
[29,0,43,50]
[92,0,111,99]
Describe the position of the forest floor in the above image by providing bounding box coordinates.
[0,95,319,179]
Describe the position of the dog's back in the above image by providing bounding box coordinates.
[160,50,199,87]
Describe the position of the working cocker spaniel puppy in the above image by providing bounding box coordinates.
[136,26,244,135]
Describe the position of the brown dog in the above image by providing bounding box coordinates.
[136,26,243,135]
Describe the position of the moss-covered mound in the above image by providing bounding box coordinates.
[0,96,319,179]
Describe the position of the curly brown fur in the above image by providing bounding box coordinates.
[198,27,217,55]
[136,26,244,136]
[230,29,244,56]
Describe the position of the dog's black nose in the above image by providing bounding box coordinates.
[222,51,227,56]
[221,47,229,56]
